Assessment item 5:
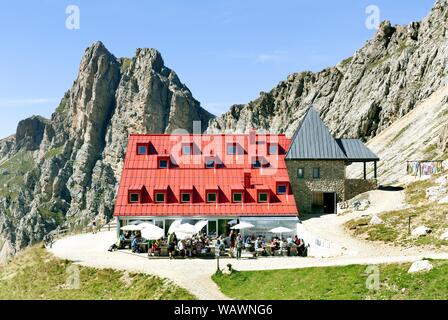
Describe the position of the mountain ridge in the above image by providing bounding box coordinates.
[2,1,448,261]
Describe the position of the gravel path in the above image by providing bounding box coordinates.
[49,222,448,300]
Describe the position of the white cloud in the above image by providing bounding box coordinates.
[0,98,58,107]
[254,51,288,64]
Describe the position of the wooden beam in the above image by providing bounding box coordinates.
[363,162,367,180]
[374,161,377,179]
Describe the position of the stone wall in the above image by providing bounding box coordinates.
[286,160,346,214]
[345,179,378,200]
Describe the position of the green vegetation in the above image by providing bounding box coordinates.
[346,173,448,247]
[0,246,195,300]
[367,53,391,71]
[44,146,64,159]
[387,124,411,147]
[405,178,436,205]
[213,261,448,300]
[120,58,132,72]
[0,150,34,199]
[340,57,353,68]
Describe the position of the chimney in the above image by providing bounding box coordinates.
[249,128,257,145]
[244,170,251,188]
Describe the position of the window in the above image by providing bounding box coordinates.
[258,192,268,203]
[252,158,261,168]
[232,192,243,203]
[159,159,168,168]
[155,193,165,203]
[129,193,140,203]
[137,145,148,155]
[181,193,191,203]
[207,192,217,203]
[154,220,164,229]
[277,185,287,195]
[268,144,278,155]
[297,168,305,179]
[205,158,215,168]
[182,143,192,155]
[313,168,320,179]
[227,143,237,155]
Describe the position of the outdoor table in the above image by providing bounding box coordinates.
[138,242,148,253]
[160,246,168,256]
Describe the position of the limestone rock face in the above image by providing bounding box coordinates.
[15,116,49,151]
[207,2,448,140]
[0,41,214,261]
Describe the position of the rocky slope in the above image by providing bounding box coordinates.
[0,42,213,261]
[2,1,448,262]
[207,0,448,140]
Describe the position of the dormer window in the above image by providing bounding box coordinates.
[232,192,243,203]
[227,143,237,155]
[155,193,166,203]
[258,192,269,203]
[129,193,140,203]
[137,144,148,155]
[159,159,168,169]
[205,157,215,169]
[277,184,287,195]
[182,143,192,155]
[268,143,278,155]
[181,193,191,203]
[207,192,217,203]
[252,158,261,169]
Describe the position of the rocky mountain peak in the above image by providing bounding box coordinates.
[15,116,49,151]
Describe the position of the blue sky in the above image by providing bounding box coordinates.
[0,0,435,138]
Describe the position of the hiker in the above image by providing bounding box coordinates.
[229,230,236,257]
[236,233,243,259]
[168,232,176,259]
[92,219,97,234]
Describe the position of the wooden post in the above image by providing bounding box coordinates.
[374,161,377,179]
[363,162,367,180]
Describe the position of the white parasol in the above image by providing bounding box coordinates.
[231,222,254,230]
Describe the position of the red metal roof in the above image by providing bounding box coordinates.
[114,133,299,217]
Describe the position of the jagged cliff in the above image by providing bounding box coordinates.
[2,1,448,261]
[207,0,448,140]
[0,42,213,261]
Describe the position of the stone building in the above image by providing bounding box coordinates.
[285,106,379,214]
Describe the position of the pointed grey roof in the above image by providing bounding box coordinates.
[286,106,379,161]
[336,139,379,161]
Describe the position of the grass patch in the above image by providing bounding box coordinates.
[405,178,435,205]
[345,203,448,247]
[120,58,132,72]
[213,261,448,300]
[339,57,353,68]
[44,146,64,159]
[0,150,34,199]
[367,53,391,71]
[0,246,195,300]
[387,124,411,147]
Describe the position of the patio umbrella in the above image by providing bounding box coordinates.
[175,223,196,234]
[129,220,145,225]
[194,220,208,233]
[231,222,254,230]
[227,219,238,225]
[168,219,182,234]
[120,224,144,231]
[141,224,164,240]
[269,227,293,233]
[269,226,293,240]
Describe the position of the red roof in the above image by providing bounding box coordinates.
[114,133,298,217]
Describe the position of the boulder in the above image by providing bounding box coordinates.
[426,186,447,202]
[370,215,384,225]
[440,230,448,241]
[408,260,433,273]
[411,226,431,236]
